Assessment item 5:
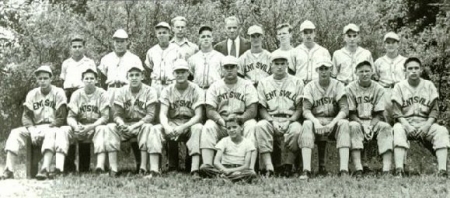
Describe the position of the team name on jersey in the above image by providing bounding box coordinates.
[402,96,431,107]
[80,105,99,113]
[313,97,336,107]
[218,91,245,102]
[265,90,298,102]
[33,99,56,110]
[244,62,271,74]
[172,100,193,109]
[124,99,146,109]
[356,96,374,104]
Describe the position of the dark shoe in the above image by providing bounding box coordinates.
[259,169,267,176]
[145,170,161,179]
[282,164,293,178]
[298,170,311,180]
[437,170,448,178]
[138,169,148,176]
[353,170,363,178]
[394,168,404,178]
[318,166,328,177]
[109,170,119,178]
[264,170,274,178]
[94,167,105,175]
[36,169,49,180]
[167,166,177,172]
[338,170,349,177]
[191,170,201,180]
[0,169,14,180]
[363,166,373,175]
[52,168,63,178]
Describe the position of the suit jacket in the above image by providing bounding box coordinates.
[214,37,251,57]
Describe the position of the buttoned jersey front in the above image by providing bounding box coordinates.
[144,43,184,81]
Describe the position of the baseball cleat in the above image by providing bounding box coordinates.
[338,170,349,177]
[317,166,329,177]
[109,170,119,178]
[394,168,404,178]
[52,168,63,178]
[144,170,161,179]
[190,170,201,180]
[437,170,448,178]
[298,170,311,180]
[353,170,363,179]
[138,169,148,176]
[94,167,105,175]
[35,169,49,180]
[0,169,14,180]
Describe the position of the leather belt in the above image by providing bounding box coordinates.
[383,84,395,88]
[109,82,126,88]
[174,115,192,120]
[272,114,290,118]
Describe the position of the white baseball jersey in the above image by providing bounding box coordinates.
[114,84,158,121]
[374,55,407,87]
[206,77,258,116]
[391,79,438,118]
[332,47,373,84]
[346,80,385,119]
[68,88,110,124]
[303,79,346,117]
[160,82,204,119]
[294,43,331,82]
[188,50,225,88]
[257,75,304,115]
[238,50,272,84]
[144,43,184,81]
[271,48,299,74]
[60,56,96,89]
[98,51,143,85]
[23,85,67,124]
[170,38,199,58]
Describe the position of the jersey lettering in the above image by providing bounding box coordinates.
[80,105,99,113]
[356,96,374,104]
[218,91,245,102]
[172,100,193,109]
[244,62,271,74]
[402,96,432,107]
[124,99,146,109]
[33,99,56,110]
[313,97,336,107]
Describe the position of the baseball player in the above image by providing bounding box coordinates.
[238,25,272,86]
[332,23,373,85]
[170,16,199,59]
[199,119,257,183]
[1,66,67,180]
[106,65,159,177]
[392,57,449,178]
[200,55,258,170]
[188,25,225,90]
[294,20,331,84]
[256,52,304,177]
[214,16,251,57]
[346,61,393,178]
[145,22,184,96]
[55,69,115,176]
[298,59,351,180]
[149,59,204,179]
[374,32,407,125]
[271,23,298,75]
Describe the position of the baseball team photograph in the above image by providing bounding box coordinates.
[0,0,450,197]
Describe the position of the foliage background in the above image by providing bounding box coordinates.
[0,0,449,166]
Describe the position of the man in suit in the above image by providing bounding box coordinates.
[214,16,250,58]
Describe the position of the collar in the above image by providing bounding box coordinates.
[228,36,240,43]
[70,56,87,63]
[170,38,190,45]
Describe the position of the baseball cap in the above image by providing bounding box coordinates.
[155,22,171,31]
[315,59,333,68]
[343,23,360,34]
[171,16,187,24]
[113,29,128,39]
[247,25,264,35]
[199,25,213,34]
[383,32,400,42]
[221,56,238,66]
[71,34,84,42]
[173,59,190,71]
[300,20,316,32]
[34,65,53,76]
[128,65,144,72]
[270,51,289,62]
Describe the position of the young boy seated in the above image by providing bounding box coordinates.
[199,119,257,183]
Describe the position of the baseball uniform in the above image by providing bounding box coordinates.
[332,47,373,85]
[144,43,184,95]
[106,84,158,153]
[5,85,67,155]
[56,87,112,155]
[238,50,272,85]
[170,38,199,59]
[256,74,304,166]
[392,79,450,150]
[60,56,97,100]
[299,78,350,148]
[346,80,393,154]
[149,82,204,157]
[201,77,258,149]
[188,50,225,89]
[294,43,331,83]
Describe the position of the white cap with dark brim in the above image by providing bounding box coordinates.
[383,32,400,42]
[343,23,360,34]
[113,29,128,39]
[34,65,53,76]
[155,22,171,31]
[300,20,316,32]
[173,59,190,71]
[221,56,238,66]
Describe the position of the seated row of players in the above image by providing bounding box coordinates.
[1,51,448,181]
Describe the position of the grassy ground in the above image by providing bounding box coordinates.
[0,141,449,197]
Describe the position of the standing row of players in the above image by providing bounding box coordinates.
[1,16,448,182]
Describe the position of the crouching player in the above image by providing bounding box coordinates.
[1,66,67,180]
[200,119,257,183]
[107,65,159,177]
[55,69,116,176]
[392,57,449,178]
[346,61,393,178]
[150,60,203,179]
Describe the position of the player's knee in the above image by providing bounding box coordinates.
[141,123,153,131]
[349,121,361,129]
[337,119,349,127]
[191,123,203,133]
[302,120,314,131]
[289,121,302,132]
[95,125,109,132]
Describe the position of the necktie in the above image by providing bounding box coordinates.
[230,39,236,57]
